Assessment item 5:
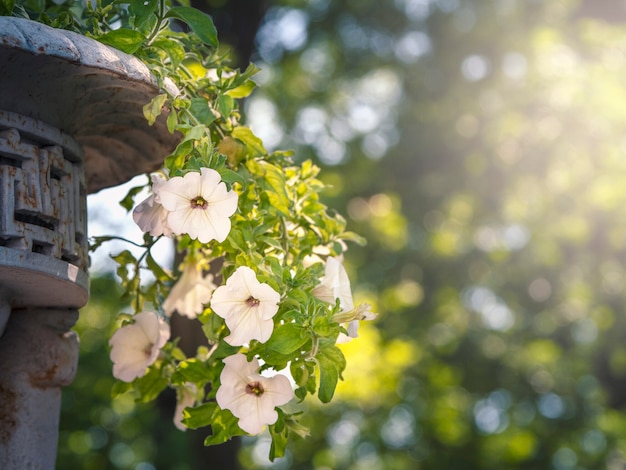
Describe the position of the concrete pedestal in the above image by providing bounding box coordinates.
[0,309,79,469]
[0,16,179,470]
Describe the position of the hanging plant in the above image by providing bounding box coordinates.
[6,0,376,459]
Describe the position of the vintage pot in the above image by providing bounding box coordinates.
[0,17,178,469]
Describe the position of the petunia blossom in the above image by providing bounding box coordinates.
[210,266,280,346]
[132,174,172,237]
[312,256,354,311]
[216,354,294,435]
[173,382,198,431]
[109,311,170,382]
[156,167,238,243]
[313,256,377,343]
[334,303,378,344]
[163,261,216,319]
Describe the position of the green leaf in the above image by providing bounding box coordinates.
[218,168,247,188]
[210,339,241,360]
[224,227,247,253]
[135,367,168,402]
[285,415,310,439]
[316,343,346,403]
[165,6,218,48]
[118,184,145,212]
[130,0,158,29]
[111,380,133,397]
[203,408,246,444]
[305,367,317,395]
[232,127,266,158]
[143,94,168,126]
[317,359,338,403]
[313,316,337,337]
[216,94,234,118]
[290,361,309,387]
[111,249,137,267]
[225,80,256,99]
[166,108,178,133]
[251,160,290,216]
[181,125,208,143]
[172,359,213,384]
[164,140,192,174]
[265,255,284,277]
[182,402,218,429]
[0,0,15,16]
[265,323,310,355]
[288,288,309,305]
[152,37,186,68]
[89,236,114,252]
[97,29,146,54]
[341,231,367,246]
[260,236,284,253]
[269,421,288,461]
[146,253,171,283]
[189,98,218,126]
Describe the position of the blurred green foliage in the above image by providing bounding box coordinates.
[239,0,626,468]
[62,0,626,469]
[58,276,194,470]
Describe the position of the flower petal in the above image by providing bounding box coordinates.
[108,312,169,382]
[163,263,216,319]
[211,267,280,344]
[174,383,197,431]
[132,194,172,237]
[260,374,294,407]
[237,405,278,435]
[223,314,274,346]
[215,354,293,435]
[157,168,238,243]
[315,257,354,311]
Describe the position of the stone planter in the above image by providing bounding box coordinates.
[0,17,178,469]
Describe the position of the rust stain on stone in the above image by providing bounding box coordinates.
[29,363,59,389]
[0,384,18,444]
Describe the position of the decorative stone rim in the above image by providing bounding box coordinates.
[0,17,180,194]
[0,247,89,309]
[0,17,172,88]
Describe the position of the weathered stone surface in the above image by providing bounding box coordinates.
[0,17,180,194]
[0,112,89,309]
[0,308,79,470]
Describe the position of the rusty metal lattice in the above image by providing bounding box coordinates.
[0,112,87,271]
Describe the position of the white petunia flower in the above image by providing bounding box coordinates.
[173,382,198,431]
[334,303,378,344]
[312,256,354,311]
[216,354,294,435]
[132,174,172,237]
[210,266,280,346]
[163,261,216,319]
[313,256,377,343]
[156,167,238,243]
[109,311,170,382]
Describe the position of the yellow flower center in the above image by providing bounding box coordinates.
[246,296,260,307]
[190,196,208,209]
[246,381,264,396]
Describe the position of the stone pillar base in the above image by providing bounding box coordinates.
[0,309,79,470]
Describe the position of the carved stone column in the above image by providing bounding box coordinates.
[0,17,179,470]
[0,111,88,469]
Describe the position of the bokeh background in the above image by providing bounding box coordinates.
[61,0,626,468]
